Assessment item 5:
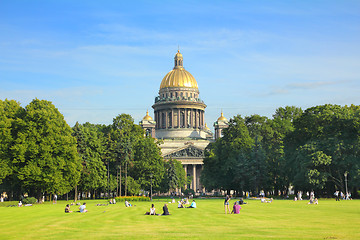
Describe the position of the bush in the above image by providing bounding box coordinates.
[182,189,195,196]
[23,197,37,204]
[115,196,150,202]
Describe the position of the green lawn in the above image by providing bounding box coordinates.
[0,198,359,239]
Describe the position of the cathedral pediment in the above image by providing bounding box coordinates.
[163,145,204,158]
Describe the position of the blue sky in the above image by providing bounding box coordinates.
[1,0,360,129]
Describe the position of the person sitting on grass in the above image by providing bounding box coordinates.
[18,201,23,207]
[162,204,170,215]
[187,200,197,208]
[238,198,247,205]
[79,203,88,213]
[65,204,72,213]
[308,197,318,205]
[145,204,157,215]
[125,200,132,207]
[231,202,241,214]
[178,201,184,208]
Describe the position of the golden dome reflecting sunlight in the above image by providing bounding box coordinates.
[217,111,227,121]
[143,110,153,120]
[159,50,198,89]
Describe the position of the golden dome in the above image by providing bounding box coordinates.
[160,50,198,89]
[217,111,227,121]
[143,110,153,121]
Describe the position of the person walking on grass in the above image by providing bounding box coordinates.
[224,195,231,214]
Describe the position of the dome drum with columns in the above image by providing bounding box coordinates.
[152,50,210,140]
[140,50,228,193]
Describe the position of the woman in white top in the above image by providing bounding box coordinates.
[150,204,156,215]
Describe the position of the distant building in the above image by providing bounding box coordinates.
[140,50,228,192]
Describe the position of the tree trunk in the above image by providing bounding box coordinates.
[74,185,78,202]
[119,165,122,197]
[125,162,128,196]
[116,167,119,196]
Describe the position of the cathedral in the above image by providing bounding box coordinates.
[140,50,229,193]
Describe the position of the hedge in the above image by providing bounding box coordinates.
[114,196,150,202]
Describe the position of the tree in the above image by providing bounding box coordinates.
[72,122,107,198]
[14,99,81,200]
[0,99,24,184]
[286,104,360,195]
[131,137,165,192]
[111,114,147,196]
[161,158,187,192]
[201,115,254,192]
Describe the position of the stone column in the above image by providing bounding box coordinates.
[165,111,168,129]
[171,109,174,128]
[202,111,205,127]
[178,109,180,128]
[195,110,198,129]
[193,164,197,191]
[184,108,188,128]
[184,165,187,189]
[159,111,162,129]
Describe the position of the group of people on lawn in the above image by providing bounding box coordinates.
[65,202,87,213]
[224,195,246,214]
[65,196,245,215]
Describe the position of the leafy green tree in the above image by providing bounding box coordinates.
[14,99,81,200]
[131,137,165,192]
[267,106,303,195]
[0,99,24,184]
[201,115,254,193]
[111,114,150,196]
[286,104,360,195]
[72,122,107,198]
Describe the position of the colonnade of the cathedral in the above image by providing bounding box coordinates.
[183,164,203,192]
[154,108,205,130]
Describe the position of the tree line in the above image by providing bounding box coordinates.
[0,99,186,201]
[1,99,359,200]
[201,105,360,197]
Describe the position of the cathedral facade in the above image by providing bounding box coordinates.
[140,50,228,193]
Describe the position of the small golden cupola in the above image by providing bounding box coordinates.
[142,110,153,121]
[217,111,228,122]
